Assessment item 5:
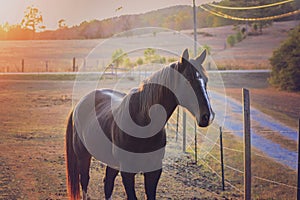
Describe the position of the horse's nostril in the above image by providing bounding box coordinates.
[202,114,209,123]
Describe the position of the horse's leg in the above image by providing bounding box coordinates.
[78,156,92,200]
[104,166,119,199]
[144,168,162,200]
[121,171,137,200]
[73,129,92,200]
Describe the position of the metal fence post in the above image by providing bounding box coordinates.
[176,107,179,142]
[194,122,197,164]
[243,88,251,200]
[297,118,300,200]
[220,126,225,191]
[182,111,186,152]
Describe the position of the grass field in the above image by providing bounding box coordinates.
[0,21,298,73]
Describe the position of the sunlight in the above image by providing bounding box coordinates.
[2,22,10,32]
[0,0,27,26]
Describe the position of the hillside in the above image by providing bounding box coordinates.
[1,0,298,40]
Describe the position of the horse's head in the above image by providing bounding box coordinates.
[172,48,214,127]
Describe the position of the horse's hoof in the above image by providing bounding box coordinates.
[82,191,91,200]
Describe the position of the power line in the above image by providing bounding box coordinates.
[200,5,300,21]
[208,0,294,10]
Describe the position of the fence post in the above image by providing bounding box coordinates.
[182,111,186,152]
[194,122,197,164]
[243,88,251,200]
[176,107,179,142]
[45,61,48,72]
[73,57,76,72]
[297,118,300,200]
[21,59,24,72]
[220,126,225,191]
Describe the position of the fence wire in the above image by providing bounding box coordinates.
[165,107,299,198]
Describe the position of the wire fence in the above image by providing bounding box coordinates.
[165,105,299,199]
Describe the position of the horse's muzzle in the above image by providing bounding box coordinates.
[198,111,215,127]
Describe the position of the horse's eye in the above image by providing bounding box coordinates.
[195,72,201,79]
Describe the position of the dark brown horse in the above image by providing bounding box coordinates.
[65,49,214,200]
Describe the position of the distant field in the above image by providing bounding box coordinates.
[0,20,298,73]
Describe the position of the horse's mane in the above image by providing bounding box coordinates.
[117,61,208,117]
[137,65,174,114]
[136,61,208,113]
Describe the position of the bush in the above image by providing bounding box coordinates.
[201,44,212,55]
[269,25,300,91]
[136,57,143,66]
[168,57,177,63]
[236,31,243,42]
[227,35,236,47]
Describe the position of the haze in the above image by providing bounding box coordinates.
[0,0,218,30]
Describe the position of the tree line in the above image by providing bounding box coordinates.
[0,0,297,40]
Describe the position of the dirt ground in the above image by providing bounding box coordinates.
[0,67,299,199]
[0,79,244,200]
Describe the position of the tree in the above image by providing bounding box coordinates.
[111,49,127,67]
[123,58,133,68]
[58,19,67,29]
[143,48,164,64]
[21,6,44,38]
[269,25,300,91]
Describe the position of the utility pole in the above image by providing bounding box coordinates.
[245,0,248,34]
[193,0,197,56]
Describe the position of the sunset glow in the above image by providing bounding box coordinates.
[0,0,216,30]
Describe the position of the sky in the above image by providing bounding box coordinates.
[0,0,217,30]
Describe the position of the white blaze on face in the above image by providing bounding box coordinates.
[198,75,214,125]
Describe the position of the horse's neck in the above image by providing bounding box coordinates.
[145,87,176,116]
[133,84,177,126]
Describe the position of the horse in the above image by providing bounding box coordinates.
[65,48,215,200]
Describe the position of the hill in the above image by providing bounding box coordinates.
[2,0,297,40]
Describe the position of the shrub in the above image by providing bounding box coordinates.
[123,58,132,68]
[269,25,300,91]
[168,57,177,63]
[136,57,143,66]
[201,44,212,55]
[227,35,236,47]
[236,31,243,42]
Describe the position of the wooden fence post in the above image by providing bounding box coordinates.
[243,88,251,200]
[73,57,76,72]
[297,118,300,200]
[182,111,186,152]
[220,126,225,191]
[45,61,48,72]
[21,59,24,72]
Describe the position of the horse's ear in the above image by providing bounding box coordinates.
[179,48,189,65]
[196,49,207,64]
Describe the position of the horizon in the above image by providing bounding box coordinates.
[0,0,217,30]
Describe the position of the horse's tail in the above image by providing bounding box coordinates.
[65,111,80,200]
